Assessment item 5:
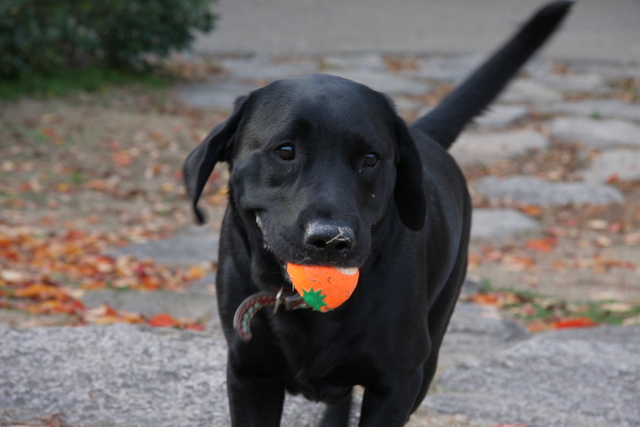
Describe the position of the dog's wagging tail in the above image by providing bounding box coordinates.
[182,2,572,426]
[413,0,572,148]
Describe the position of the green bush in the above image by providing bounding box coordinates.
[0,0,217,78]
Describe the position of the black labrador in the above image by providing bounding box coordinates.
[183,2,571,425]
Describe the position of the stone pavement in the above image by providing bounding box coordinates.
[4,14,640,426]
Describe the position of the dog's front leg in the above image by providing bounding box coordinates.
[226,363,285,427]
[358,370,423,426]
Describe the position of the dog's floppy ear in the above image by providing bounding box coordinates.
[393,114,426,231]
[183,96,248,224]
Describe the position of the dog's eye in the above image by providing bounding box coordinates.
[274,144,295,161]
[363,152,379,167]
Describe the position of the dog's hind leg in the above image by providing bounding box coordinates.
[320,395,352,427]
[410,249,471,415]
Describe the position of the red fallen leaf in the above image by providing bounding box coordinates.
[148,313,177,327]
[140,275,160,291]
[61,299,86,315]
[553,317,597,329]
[502,255,535,271]
[471,293,500,306]
[523,237,557,253]
[185,322,205,331]
[0,236,12,248]
[469,291,523,308]
[606,173,619,184]
[18,181,32,193]
[608,221,623,233]
[41,126,62,144]
[112,151,133,167]
[520,204,542,216]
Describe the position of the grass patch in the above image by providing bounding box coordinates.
[0,67,171,100]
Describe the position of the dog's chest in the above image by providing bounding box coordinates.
[272,313,383,401]
[284,339,375,403]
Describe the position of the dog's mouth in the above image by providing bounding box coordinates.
[255,211,364,266]
[255,213,265,233]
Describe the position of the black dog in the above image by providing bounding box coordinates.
[183,2,571,425]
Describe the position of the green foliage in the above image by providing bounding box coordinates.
[0,67,170,99]
[0,0,217,78]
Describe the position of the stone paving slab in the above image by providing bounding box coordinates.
[219,55,318,81]
[475,175,625,206]
[81,290,217,321]
[322,53,388,72]
[473,105,529,129]
[424,325,640,427]
[529,72,608,93]
[323,69,433,95]
[499,79,563,104]
[540,99,640,122]
[111,226,219,267]
[402,53,486,83]
[0,302,526,427]
[582,149,640,183]
[3,319,638,426]
[451,130,548,166]
[177,80,257,110]
[549,117,640,149]
[0,325,336,427]
[437,302,529,370]
[471,208,542,240]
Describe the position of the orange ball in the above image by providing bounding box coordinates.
[286,263,360,312]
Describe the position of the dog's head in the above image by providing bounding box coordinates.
[183,74,425,270]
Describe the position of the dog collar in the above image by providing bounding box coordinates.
[233,288,309,342]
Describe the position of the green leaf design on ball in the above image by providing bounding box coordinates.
[302,287,328,311]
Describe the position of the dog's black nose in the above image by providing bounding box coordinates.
[305,222,355,255]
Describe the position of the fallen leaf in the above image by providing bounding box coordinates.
[520,205,541,216]
[587,219,608,230]
[187,266,207,280]
[595,235,612,247]
[523,237,557,253]
[185,322,205,331]
[148,313,177,327]
[503,255,536,271]
[599,302,633,313]
[623,315,640,326]
[553,317,597,329]
[14,283,68,300]
[112,151,133,167]
[1,270,27,283]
